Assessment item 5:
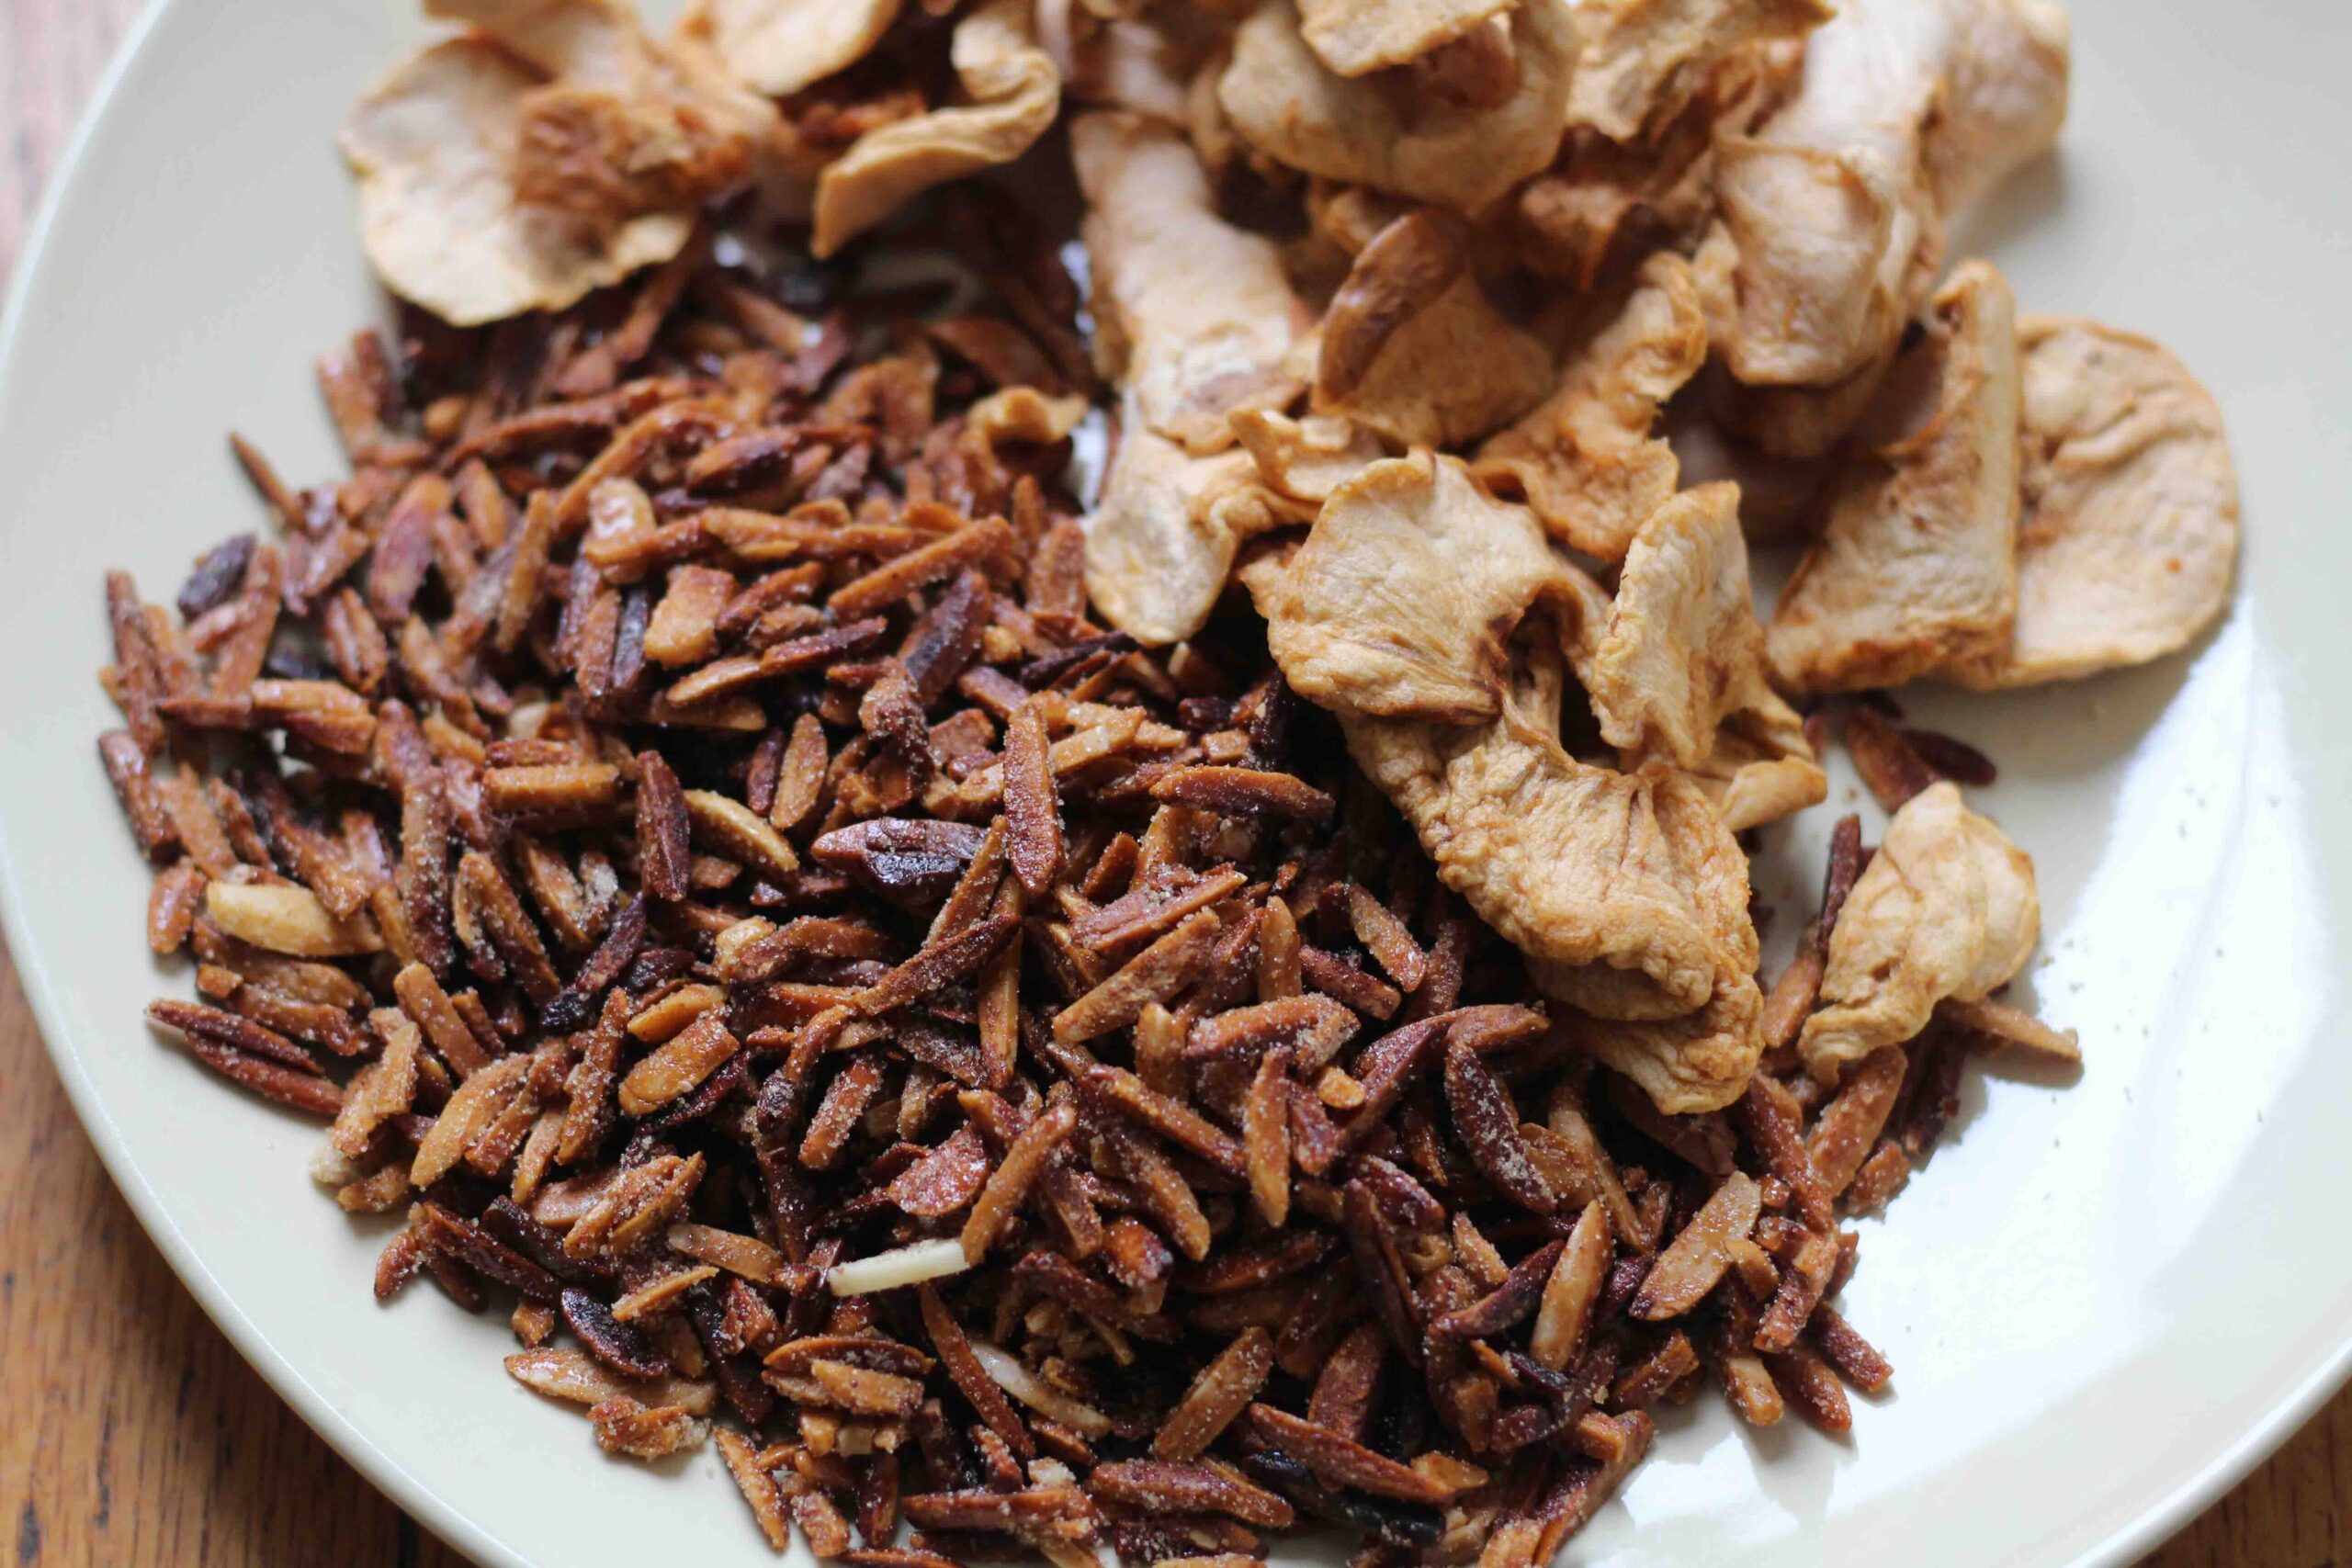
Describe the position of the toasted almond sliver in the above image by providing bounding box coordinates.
[617,1010,739,1116]
[960,1100,1079,1263]
[1941,995,2082,1062]
[481,762,622,815]
[684,788,800,878]
[1806,1045,1907,1198]
[666,1220,789,1286]
[808,1359,926,1416]
[610,1264,720,1322]
[715,1428,793,1551]
[205,880,383,956]
[503,1347,716,1416]
[628,982,726,1042]
[1530,1200,1611,1371]
[1054,910,1222,1043]
[1154,1327,1275,1461]
[1084,1063,1247,1176]
[1243,1048,1292,1226]
[410,1055,533,1187]
[1632,1171,1760,1321]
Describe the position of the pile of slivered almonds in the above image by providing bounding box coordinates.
[99,0,2238,1562]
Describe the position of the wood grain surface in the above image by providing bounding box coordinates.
[0,4,2334,1567]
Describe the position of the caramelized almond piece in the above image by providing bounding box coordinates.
[1154,1327,1275,1461]
[1002,698,1063,897]
[960,1100,1079,1263]
[1806,1045,1908,1197]
[919,1284,1035,1461]
[617,1010,740,1117]
[1530,1201,1611,1371]
[684,789,800,879]
[1091,1461,1295,1529]
[1443,1043,1555,1214]
[1243,1046,1292,1226]
[1631,1171,1760,1320]
[1054,910,1222,1043]
[1247,1404,1453,1505]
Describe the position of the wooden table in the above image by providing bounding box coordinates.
[0,5,2336,1565]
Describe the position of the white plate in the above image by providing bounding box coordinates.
[4,2,2348,1564]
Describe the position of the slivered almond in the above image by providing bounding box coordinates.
[617,1010,739,1116]
[482,763,622,816]
[1941,995,2082,1063]
[1248,1404,1453,1504]
[1154,1327,1274,1461]
[506,1347,716,1416]
[1530,1201,1611,1371]
[1053,910,1221,1043]
[412,1055,535,1186]
[1243,1047,1292,1226]
[610,1265,719,1322]
[1806,1045,1907,1197]
[1632,1172,1760,1321]
[960,1100,1078,1263]
[628,983,725,1042]
[205,881,382,956]
[1345,886,1429,992]
[809,1360,926,1416]
[684,789,800,878]
[1084,1064,1246,1175]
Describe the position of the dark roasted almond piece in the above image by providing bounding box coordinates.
[830,518,1015,618]
[1082,1063,1246,1176]
[146,998,320,1075]
[1054,911,1222,1044]
[1807,1045,1908,1197]
[853,913,1018,1018]
[1732,1075,1833,1233]
[172,1028,344,1117]
[1432,1239,1566,1339]
[1754,1228,1840,1355]
[1443,1042,1555,1214]
[1091,1461,1294,1529]
[1149,766,1334,824]
[960,1100,1078,1262]
[1901,725,1997,785]
[918,1284,1034,1461]
[1073,864,1250,958]
[419,1203,560,1303]
[539,894,646,1033]
[813,818,989,906]
[886,1124,991,1217]
[483,762,623,818]
[1002,699,1063,897]
[1238,1451,1442,1547]
[457,851,560,1005]
[1843,707,1940,814]
[1246,1404,1453,1505]
[626,749,690,898]
[100,729,178,861]
[1304,1323,1385,1441]
[1340,1179,1419,1364]
[1184,1233,1330,1296]
[1761,1344,1852,1433]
